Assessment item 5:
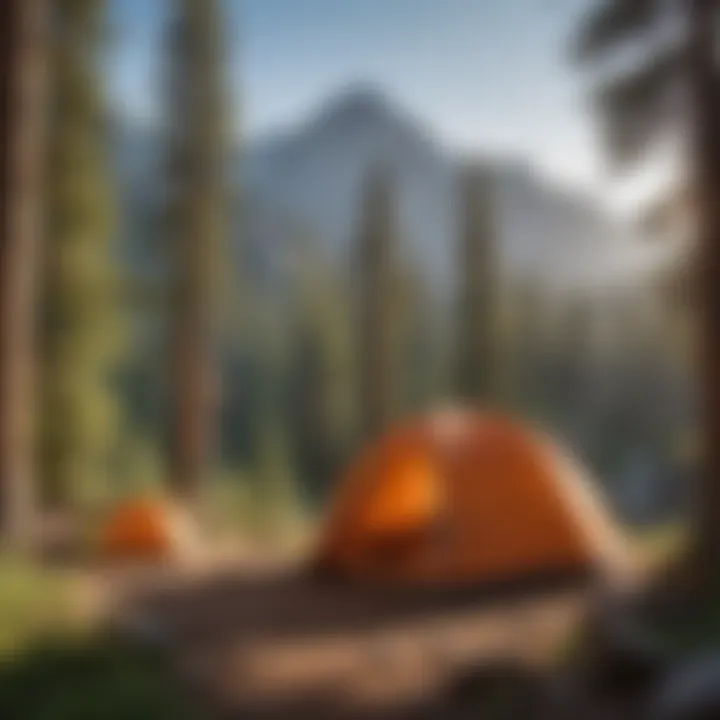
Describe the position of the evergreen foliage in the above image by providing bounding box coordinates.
[41,0,123,509]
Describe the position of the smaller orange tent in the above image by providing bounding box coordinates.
[313,408,627,586]
[99,497,197,562]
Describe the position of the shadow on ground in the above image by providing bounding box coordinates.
[120,566,596,719]
[130,565,595,644]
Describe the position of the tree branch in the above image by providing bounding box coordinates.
[574,0,663,62]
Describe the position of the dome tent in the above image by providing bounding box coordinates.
[313,408,626,586]
[99,496,198,562]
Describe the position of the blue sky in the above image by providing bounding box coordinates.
[108,0,663,212]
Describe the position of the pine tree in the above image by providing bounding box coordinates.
[286,247,354,503]
[251,419,301,545]
[553,295,595,448]
[40,0,121,510]
[164,0,230,503]
[455,162,500,404]
[575,0,720,574]
[0,0,49,546]
[510,276,548,418]
[356,165,398,441]
[395,261,444,416]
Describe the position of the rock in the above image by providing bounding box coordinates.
[647,652,720,720]
[113,610,171,651]
[569,591,669,708]
[444,658,554,719]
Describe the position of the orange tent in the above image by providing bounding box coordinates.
[313,408,626,586]
[99,497,197,562]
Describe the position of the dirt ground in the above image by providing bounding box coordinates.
[97,552,605,720]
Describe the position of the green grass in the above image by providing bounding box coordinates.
[0,559,194,719]
[0,559,78,657]
[203,473,314,552]
[0,635,194,720]
[632,522,688,565]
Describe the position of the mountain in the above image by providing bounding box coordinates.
[116,84,669,296]
[241,84,667,295]
[242,86,455,291]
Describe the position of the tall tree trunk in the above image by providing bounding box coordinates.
[455,163,499,404]
[690,0,720,575]
[170,289,217,501]
[358,167,396,442]
[0,0,47,548]
[166,0,227,503]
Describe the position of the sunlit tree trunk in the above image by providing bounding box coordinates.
[0,0,48,548]
[166,0,229,503]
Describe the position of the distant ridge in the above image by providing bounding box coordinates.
[117,84,671,296]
